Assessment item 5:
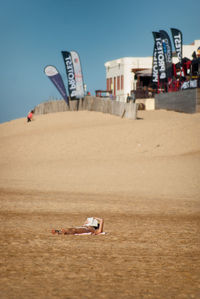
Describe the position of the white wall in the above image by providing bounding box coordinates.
[183,40,200,59]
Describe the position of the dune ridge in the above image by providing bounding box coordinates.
[0,110,200,198]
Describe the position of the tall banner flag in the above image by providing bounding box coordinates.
[152,43,158,86]
[170,28,183,63]
[152,32,167,81]
[62,51,77,99]
[44,65,69,106]
[70,51,84,98]
[160,30,173,79]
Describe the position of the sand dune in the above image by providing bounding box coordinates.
[0,110,200,198]
[0,110,200,298]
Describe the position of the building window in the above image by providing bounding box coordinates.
[121,75,124,90]
[114,77,116,96]
[107,78,109,90]
[109,78,113,90]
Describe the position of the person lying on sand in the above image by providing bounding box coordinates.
[52,217,104,235]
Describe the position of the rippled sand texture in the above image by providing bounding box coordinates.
[0,110,200,298]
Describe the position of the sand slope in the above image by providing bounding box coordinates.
[0,110,200,298]
[0,110,200,198]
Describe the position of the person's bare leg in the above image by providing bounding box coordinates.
[62,228,77,234]
[62,227,94,234]
[52,226,95,235]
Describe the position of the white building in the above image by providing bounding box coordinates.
[104,40,200,102]
[182,40,200,60]
[105,57,152,102]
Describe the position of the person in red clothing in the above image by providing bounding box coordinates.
[27,110,34,122]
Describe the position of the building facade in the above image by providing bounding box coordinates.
[104,40,200,102]
[105,57,152,102]
[181,40,200,60]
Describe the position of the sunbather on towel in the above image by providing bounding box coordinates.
[52,217,104,235]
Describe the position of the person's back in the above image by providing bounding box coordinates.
[126,93,131,103]
[131,93,135,103]
[27,110,34,122]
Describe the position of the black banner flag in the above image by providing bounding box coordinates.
[152,43,158,85]
[152,32,167,81]
[160,30,173,79]
[62,51,76,99]
[170,28,183,64]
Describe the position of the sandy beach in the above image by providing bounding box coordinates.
[0,109,200,298]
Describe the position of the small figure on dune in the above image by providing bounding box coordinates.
[27,110,34,122]
[52,217,104,235]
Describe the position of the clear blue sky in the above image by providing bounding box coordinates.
[0,0,199,123]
